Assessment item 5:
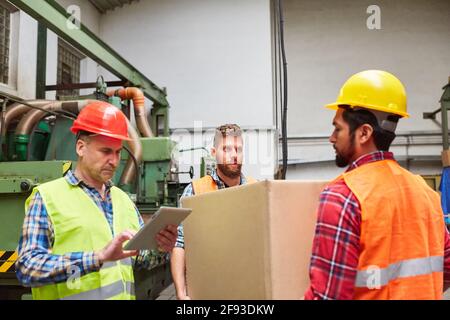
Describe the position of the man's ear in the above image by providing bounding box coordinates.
[76,139,86,157]
[212,146,224,165]
[358,124,374,144]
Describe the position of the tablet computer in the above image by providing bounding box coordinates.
[123,206,192,250]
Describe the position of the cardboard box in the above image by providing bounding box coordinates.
[181,180,328,300]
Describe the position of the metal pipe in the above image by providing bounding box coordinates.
[119,117,142,187]
[15,100,90,135]
[36,22,47,99]
[14,99,143,188]
[441,87,449,151]
[441,83,450,151]
[46,80,127,92]
[285,131,449,141]
[107,87,154,137]
[423,107,442,120]
[1,100,50,138]
[14,100,91,161]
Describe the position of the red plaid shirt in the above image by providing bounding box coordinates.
[304,151,450,300]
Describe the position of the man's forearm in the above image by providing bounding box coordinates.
[170,247,188,299]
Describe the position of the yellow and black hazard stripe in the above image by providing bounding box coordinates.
[0,251,18,273]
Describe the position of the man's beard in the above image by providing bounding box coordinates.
[335,153,350,168]
[217,163,242,179]
[334,135,355,168]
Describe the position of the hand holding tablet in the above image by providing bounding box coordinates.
[124,207,192,251]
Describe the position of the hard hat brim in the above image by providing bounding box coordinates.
[70,125,133,141]
[325,102,409,118]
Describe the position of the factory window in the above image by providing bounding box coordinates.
[0,1,17,86]
[57,39,84,97]
[0,4,10,85]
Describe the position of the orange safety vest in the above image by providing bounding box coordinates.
[192,175,256,195]
[335,159,444,299]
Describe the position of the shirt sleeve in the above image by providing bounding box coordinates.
[304,180,361,300]
[16,191,102,287]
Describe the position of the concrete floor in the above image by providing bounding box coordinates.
[155,283,177,300]
[156,284,450,300]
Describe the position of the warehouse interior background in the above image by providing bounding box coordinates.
[1,0,450,179]
[2,0,449,182]
[0,0,449,300]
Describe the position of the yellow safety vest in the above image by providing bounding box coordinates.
[27,177,140,300]
[192,175,256,194]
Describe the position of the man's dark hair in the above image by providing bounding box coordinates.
[341,107,399,151]
[76,130,95,143]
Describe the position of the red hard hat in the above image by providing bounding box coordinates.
[70,101,131,141]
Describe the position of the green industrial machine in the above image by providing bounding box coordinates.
[0,161,71,299]
[0,0,199,300]
[0,79,191,300]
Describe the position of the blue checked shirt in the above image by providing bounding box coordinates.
[16,170,145,287]
[175,168,251,249]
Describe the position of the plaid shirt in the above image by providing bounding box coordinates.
[16,170,144,287]
[304,151,450,300]
[175,168,250,249]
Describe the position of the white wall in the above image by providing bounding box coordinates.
[285,0,450,135]
[14,0,449,180]
[283,0,450,179]
[56,0,101,33]
[16,11,37,98]
[99,0,274,129]
[98,0,277,180]
[9,0,278,180]
[45,29,58,100]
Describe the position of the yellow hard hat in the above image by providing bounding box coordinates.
[325,70,409,118]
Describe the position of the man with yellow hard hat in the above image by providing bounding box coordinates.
[304,70,450,300]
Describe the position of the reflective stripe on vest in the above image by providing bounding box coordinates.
[355,256,444,288]
[28,178,140,300]
[192,175,257,195]
[102,257,134,270]
[338,159,445,299]
[60,280,135,300]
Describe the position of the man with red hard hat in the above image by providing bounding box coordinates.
[16,101,178,300]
